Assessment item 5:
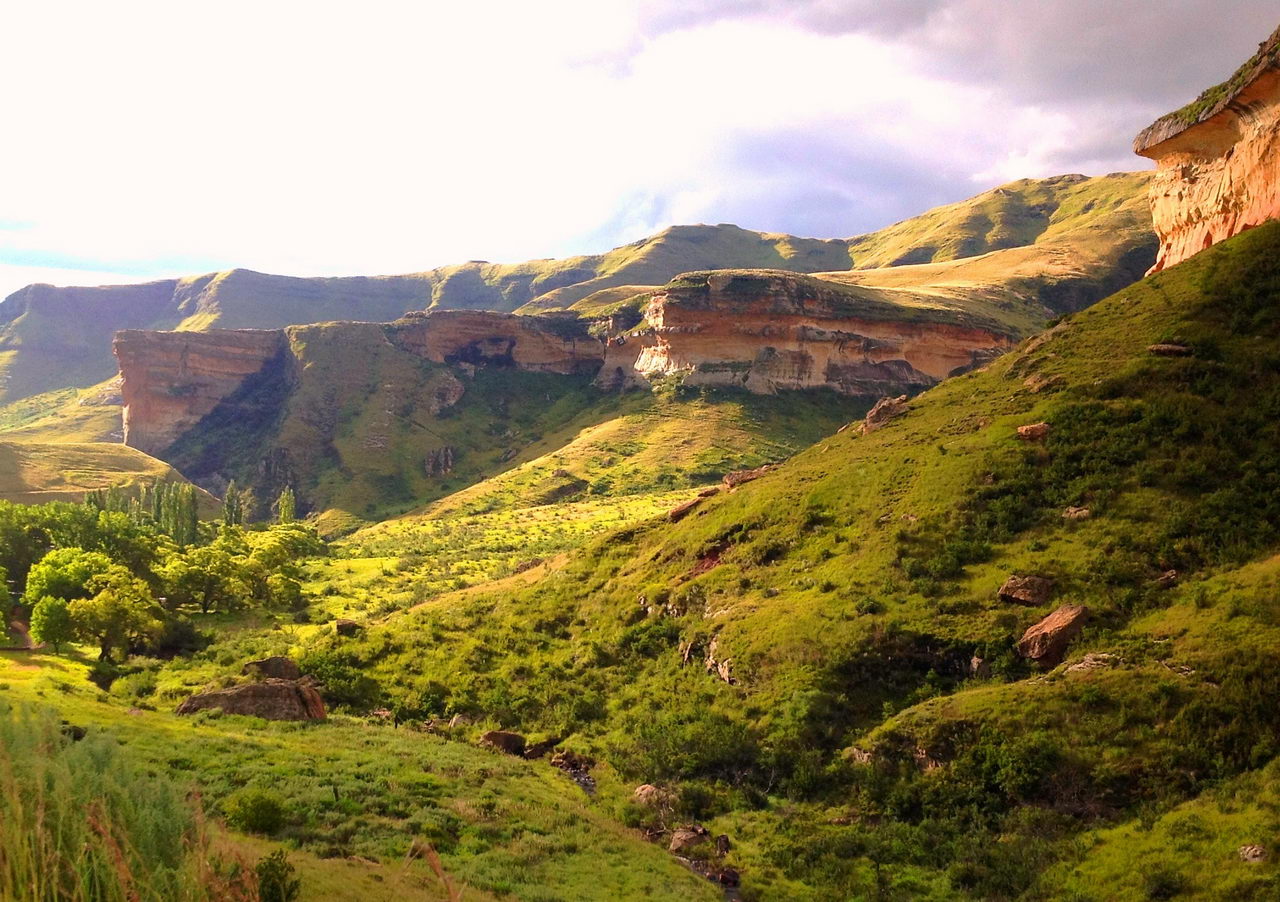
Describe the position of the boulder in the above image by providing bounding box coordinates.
[715,834,731,856]
[1148,343,1193,357]
[176,679,326,721]
[334,619,364,637]
[1016,422,1051,442]
[1240,844,1268,863]
[667,496,705,523]
[1016,604,1089,667]
[723,465,772,490]
[241,656,300,681]
[997,575,1054,606]
[480,730,526,756]
[861,395,909,434]
[633,784,672,807]
[1062,506,1091,521]
[524,737,561,759]
[669,825,710,854]
[1066,653,1121,674]
[969,655,991,678]
[1156,569,1179,590]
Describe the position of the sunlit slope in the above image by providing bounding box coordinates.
[0,440,194,504]
[321,221,1280,898]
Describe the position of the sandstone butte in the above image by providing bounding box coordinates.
[596,270,1012,395]
[1135,25,1280,272]
[114,272,1014,457]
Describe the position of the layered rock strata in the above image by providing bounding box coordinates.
[596,271,1013,395]
[115,329,288,456]
[1135,27,1280,272]
[116,312,606,457]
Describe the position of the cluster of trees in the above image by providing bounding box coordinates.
[1,485,323,661]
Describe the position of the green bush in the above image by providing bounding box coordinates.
[225,787,287,834]
[255,850,301,902]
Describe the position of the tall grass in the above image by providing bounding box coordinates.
[0,700,253,901]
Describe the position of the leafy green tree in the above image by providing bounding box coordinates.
[29,597,73,652]
[222,480,243,526]
[68,566,162,660]
[24,548,113,603]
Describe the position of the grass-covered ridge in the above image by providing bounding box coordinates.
[301,221,1280,898]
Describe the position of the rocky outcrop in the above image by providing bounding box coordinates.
[175,679,326,721]
[481,730,527,756]
[1135,27,1280,272]
[390,310,603,375]
[862,395,909,433]
[242,656,301,680]
[998,575,1054,606]
[597,271,1012,396]
[114,329,289,455]
[115,311,604,459]
[1016,604,1089,667]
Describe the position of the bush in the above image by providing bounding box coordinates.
[256,850,301,902]
[225,787,287,834]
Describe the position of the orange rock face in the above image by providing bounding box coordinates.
[114,329,288,455]
[116,312,605,457]
[597,271,1012,395]
[390,310,603,375]
[1135,31,1280,272]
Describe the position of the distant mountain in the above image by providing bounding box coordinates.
[0,172,1153,406]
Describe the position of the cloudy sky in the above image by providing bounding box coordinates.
[0,0,1275,299]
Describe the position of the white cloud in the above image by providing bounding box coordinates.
[2,0,1261,301]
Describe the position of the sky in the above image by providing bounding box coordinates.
[0,0,1276,300]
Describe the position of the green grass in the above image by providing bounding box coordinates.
[0,441,203,505]
[284,221,1280,898]
[0,651,717,902]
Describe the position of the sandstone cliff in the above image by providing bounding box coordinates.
[115,311,607,459]
[1135,26,1280,272]
[115,329,289,456]
[596,271,1013,395]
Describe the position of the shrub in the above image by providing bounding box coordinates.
[255,850,301,902]
[225,787,287,835]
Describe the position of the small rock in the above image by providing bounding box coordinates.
[334,619,364,637]
[1065,653,1121,674]
[480,730,526,756]
[1016,422,1051,442]
[242,656,300,681]
[861,395,909,434]
[969,655,991,678]
[669,825,710,853]
[723,465,772,490]
[1148,343,1193,357]
[715,834,731,856]
[717,867,740,887]
[1062,506,1091,521]
[524,737,562,759]
[551,468,571,478]
[998,574,1055,606]
[1023,373,1065,394]
[667,496,705,522]
[1016,604,1089,668]
[447,713,470,729]
[633,784,672,807]
[1156,569,1179,589]
[1239,844,1267,862]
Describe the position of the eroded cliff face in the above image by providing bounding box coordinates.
[1135,27,1280,272]
[389,310,603,374]
[596,271,1013,395]
[116,311,606,458]
[115,329,288,456]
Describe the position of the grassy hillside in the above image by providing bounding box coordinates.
[0,173,1151,406]
[0,440,203,505]
[291,221,1280,898]
[162,319,868,528]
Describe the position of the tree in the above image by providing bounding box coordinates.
[24,548,114,603]
[275,487,296,525]
[29,597,73,652]
[222,480,243,527]
[68,566,162,660]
